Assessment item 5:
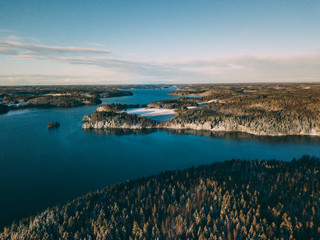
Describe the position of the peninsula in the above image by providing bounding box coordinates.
[82,83,320,136]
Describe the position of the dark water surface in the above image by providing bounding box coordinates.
[1,88,320,228]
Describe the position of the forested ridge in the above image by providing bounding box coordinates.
[1,156,319,240]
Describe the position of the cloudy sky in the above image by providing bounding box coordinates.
[0,0,320,85]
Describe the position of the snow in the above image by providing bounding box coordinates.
[126,108,176,117]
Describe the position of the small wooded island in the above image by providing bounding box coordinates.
[83,83,320,136]
[47,121,60,128]
[1,156,319,239]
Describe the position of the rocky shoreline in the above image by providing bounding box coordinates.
[83,83,320,138]
[82,117,320,136]
[82,107,320,137]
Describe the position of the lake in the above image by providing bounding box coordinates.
[1,87,320,228]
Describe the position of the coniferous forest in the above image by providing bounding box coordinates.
[83,84,320,136]
[1,156,319,240]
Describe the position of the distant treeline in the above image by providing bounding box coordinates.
[1,156,319,240]
[0,86,133,113]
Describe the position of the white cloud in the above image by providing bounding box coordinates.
[0,41,110,57]
[83,42,106,47]
[45,54,320,83]
[0,39,319,85]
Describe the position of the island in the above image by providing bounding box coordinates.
[1,156,319,239]
[47,121,60,128]
[0,86,133,114]
[83,83,320,136]
[83,103,157,129]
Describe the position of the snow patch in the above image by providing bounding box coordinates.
[127,108,176,117]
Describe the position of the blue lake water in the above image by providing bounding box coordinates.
[1,87,320,228]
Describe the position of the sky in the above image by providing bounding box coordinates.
[0,0,320,85]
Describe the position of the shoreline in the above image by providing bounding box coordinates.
[82,121,320,137]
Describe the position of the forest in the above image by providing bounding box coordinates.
[168,83,320,136]
[96,104,142,113]
[0,86,133,113]
[83,83,320,136]
[83,110,157,130]
[147,97,200,111]
[1,156,319,240]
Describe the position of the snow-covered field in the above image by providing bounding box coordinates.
[45,93,71,96]
[126,108,175,117]
[126,99,218,121]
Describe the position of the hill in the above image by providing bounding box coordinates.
[1,156,319,239]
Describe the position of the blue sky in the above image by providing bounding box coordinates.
[0,0,320,85]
